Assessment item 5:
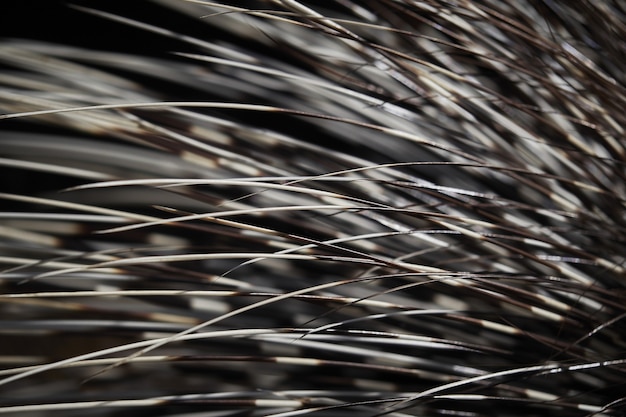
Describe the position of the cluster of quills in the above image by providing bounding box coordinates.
[0,1,625,416]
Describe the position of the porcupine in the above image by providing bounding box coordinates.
[0,0,625,416]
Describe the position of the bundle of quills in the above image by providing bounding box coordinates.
[1,0,625,416]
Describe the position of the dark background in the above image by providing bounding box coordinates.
[1,1,200,55]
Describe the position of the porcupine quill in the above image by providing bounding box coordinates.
[1,1,626,416]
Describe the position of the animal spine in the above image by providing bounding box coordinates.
[0,1,625,416]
